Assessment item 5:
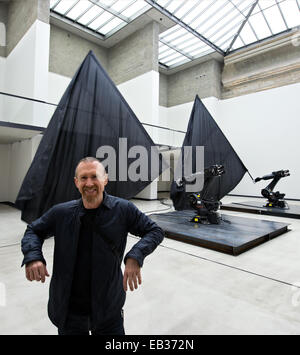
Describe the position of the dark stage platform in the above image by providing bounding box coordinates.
[221,201,300,219]
[149,210,289,255]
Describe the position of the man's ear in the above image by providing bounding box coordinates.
[74,176,79,189]
[104,174,108,186]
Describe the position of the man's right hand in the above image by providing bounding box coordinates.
[25,261,50,283]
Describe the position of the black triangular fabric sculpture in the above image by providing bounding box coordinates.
[16,51,165,223]
[171,95,248,210]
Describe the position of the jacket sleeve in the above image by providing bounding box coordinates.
[21,206,57,267]
[124,201,164,267]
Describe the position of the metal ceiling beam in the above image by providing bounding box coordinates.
[50,11,106,40]
[226,0,259,54]
[78,0,119,24]
[275,0,289,30]
[187,0,241,49]
[230,0,259,42]
[159,38,194,60]
[84,7,104,26]
[160,0,215,44]
[95,0,137,32]
[89,0,130,23]
[206,0,253,47]
[51,0,63,10]
[160,0,226,45]
[63,0,80,16]
[257,2,273,35]
[172,0,188,17]
[74,2,95,22]
[144,0,225,56]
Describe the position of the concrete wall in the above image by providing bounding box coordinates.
[0,134,42,203]
[49,25,108,78]
[158,55,224,108]
[49,21,160,85]
[159,73,168,107]
[6,0,49,56]
[0,1,8,57]
[108,21,159,85]
[0,144,10,201]
[158,30,300,107]
[9,138,35,202]
[166,59,223,107]
[222,30,300,99]
[0,56,5,120]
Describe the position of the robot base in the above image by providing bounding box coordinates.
[264,200,287,209]
[149,210,289,255]
[191,212,221,225]
[221,201,300,219]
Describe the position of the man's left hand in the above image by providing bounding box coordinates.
[123,258,142,292]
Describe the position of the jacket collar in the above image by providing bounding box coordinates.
[78,190,113,215]
[101,191,113,209]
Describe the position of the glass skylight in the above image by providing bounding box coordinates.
[50,0,300,69]
[50,0,151,37]
[155,0,300,68]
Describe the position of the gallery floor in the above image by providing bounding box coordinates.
[0,195,300,335]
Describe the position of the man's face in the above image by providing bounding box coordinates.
[74,161,108,205]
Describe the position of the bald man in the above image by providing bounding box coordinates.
[21,157,164,335]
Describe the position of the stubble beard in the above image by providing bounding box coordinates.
[82,186,100,204]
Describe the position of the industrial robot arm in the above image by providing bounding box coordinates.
[179,165,225,224]
[254,169,290,208]
[175,165,225,187]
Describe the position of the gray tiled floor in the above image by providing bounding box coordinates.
[0,196,300,335]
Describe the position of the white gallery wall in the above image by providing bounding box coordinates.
[0,19,50,203]
[0,135,42,202]
[0,56,8,202]
[0,56,5,123]
[4,20,50,126]
[159,83,300,200]
[217,82,300,200]
[9,136,43,202]
[48,71,71,105]
[0,144,10,202]
[117,71,160,199]
[0,56,4,88]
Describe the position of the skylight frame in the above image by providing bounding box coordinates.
[50,0,151,38]
[154,0,300,69]
[51,0,300,70]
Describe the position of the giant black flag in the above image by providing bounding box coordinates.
[16,51,166,223]
[171,95,248,210]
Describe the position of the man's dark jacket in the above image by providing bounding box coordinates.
[21,193,164,328]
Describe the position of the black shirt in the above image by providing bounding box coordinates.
[69,206,99,315]
[21,192,164,328]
